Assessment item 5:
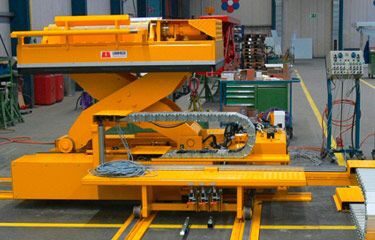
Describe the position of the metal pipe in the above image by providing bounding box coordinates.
[98,121,106,165]
[180,217,190,236]
[355,79,361,151]
[326,78,333,152]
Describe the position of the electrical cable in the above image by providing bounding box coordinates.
[0,136,54,146]
[90,124,150,178]
[116,124,133,161]
[151,121,187,129]
[339,81,344,139]
[360,133,375,148]
[289,149,323,166]
[90,160,149,178]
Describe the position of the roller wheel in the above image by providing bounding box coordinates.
[243,206,252,220]
[133,205,142,219]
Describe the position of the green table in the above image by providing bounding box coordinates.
[219,78,300,131]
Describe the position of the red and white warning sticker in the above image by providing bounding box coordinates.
[100,51,128,59]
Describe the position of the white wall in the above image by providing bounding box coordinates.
[343,0,375,49]
[283,0,332,57]
[30,0,71,30]
[87,0,111,15]
[189,0,272,26]
[0,0,11,56]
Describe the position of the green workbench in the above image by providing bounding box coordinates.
[219,78,300,132]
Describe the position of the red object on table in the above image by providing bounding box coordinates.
[54,74,64,102]
[34,74,56,105]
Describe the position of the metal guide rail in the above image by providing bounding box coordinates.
[351,168,375,240]
[83,164,307,219]
[123,112,256,159]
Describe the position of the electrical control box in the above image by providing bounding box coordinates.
[326,51,364,79]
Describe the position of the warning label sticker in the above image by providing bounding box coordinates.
[100,51,128,59]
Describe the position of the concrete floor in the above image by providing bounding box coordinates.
[0,58,374,239]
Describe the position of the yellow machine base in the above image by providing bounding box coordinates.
[333,186,364,211]
[11,153,304,200]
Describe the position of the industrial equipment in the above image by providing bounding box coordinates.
[3,15,375,239]
[324,50,364,159]
[0,56,23,128]
[355,22,375,78]
[326,51,364,78]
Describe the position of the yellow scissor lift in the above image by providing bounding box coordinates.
[5,15,375,240]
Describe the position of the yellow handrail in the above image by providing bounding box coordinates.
[54,15,131,27]
[11,29,144,38]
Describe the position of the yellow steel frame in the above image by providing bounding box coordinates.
[11,15,224,69]
[333,186,364,211]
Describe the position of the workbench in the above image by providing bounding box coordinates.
[219,78,300,135]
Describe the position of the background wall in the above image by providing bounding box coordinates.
[189,0,272,27]
[343,0,375,49]
[0,0,11,56]
[87,0,110,15]
[122,0,137,16]
[282,0,332,57]
[30,0,71,30]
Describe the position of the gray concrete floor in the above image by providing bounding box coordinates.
[0,58,373,239]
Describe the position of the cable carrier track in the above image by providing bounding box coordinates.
[124,112,256,159]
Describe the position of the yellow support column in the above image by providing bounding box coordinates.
[250,199,262,240]
[236,187,244,220]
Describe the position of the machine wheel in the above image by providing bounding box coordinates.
[133,206,142,219]
[243,207,252,220]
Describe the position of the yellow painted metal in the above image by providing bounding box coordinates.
[111,214,134,240]
[141,186,154,218]
[305,171,353,186]
[347,160,375,170]
[54,15,131,27]
[129,146,171,155]
[257,192,312,202]
[11,154,140,200]
[82,170,307,187]
[230,219,245,240]
[188,19,222,39]
[251,131,287,155]
[0,222,122,228]
[70,73,136,100]
[125,213,156,240]
[68,72,193,151]
[55,135,74,153]
[149,224,233,229]
[333,186,364,211]
[248,193,314,240]
[250,199,262,240]
[11,16,223,67]
[0,191,13,200]
[10,15,373,227]
[0,178,11,182]
[236,187,244,219]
